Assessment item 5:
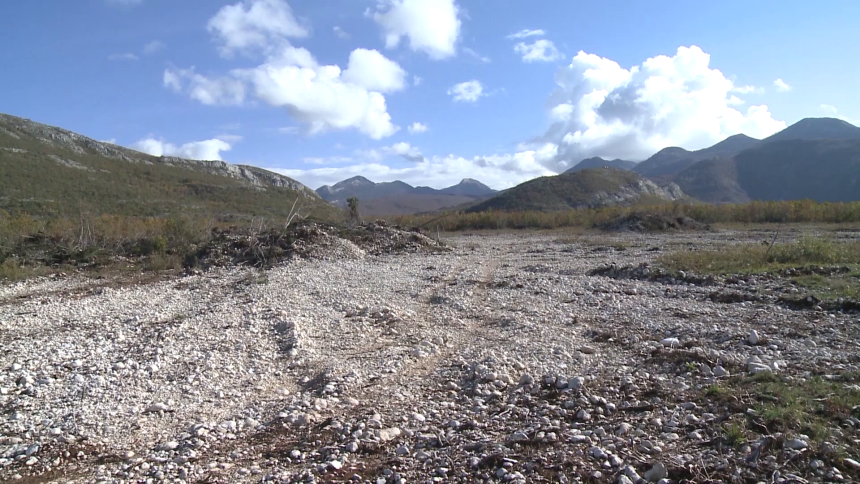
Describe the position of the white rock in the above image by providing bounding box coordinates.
[644,462,668,482]
[379,427,401,442]
[782,438,806,450]
[144,402,170,413]
[748,330,760,345]
[713,366,729,377]
[661,338,680,347]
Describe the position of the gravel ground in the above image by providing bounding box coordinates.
[2,229,860,483]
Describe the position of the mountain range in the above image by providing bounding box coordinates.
[316,176,497,216]
[3,112,859,220]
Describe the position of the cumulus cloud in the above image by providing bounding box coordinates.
[541,45,786,170]
[274,143,558,190]
[773,78,792,92]
[131,138,232,161]
[413,75,423,86]
[163,67,245,105]
[507,29,545,39]
[383,141,423,162]
[514,39,561,63]
[448,80,484,102]
[463,48,491,63]
[108,53,138,61]
[819,104,859,124]
[143,40,166,54]
[333,26,350,39]
[371,0,461,60]
[207,0,308,57]
[341,48,407,93]
[408,122,428,134]
[164,1,407,139]
[732,84,762,94]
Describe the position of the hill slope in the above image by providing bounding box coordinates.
[764,117,860,142]
[467,168,683,213]
[676,139,860,203]
[633,134,760,179]
[0,113,336,219]
[565,157,637,173]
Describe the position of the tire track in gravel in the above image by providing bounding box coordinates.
[360,249,506,401]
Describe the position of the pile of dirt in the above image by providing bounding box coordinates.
[598,213,709,232]
[189,221,448,268]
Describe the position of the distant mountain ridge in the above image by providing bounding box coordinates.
[632,133,761,179]
[316,176,497,216]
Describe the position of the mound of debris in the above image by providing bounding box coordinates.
[589,262,718,286]
[189,221,447,268]
[599,213,709,233]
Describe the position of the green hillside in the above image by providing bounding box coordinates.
[0,114,338,220]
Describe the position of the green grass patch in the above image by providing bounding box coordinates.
[659,237,860,301]
[705,374,860,444]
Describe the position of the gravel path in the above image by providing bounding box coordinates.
[2,230,859,483]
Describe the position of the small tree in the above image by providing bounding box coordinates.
[347,197,361,225]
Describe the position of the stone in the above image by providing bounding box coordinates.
[785,438,808,450]
[644,462,668,482]
[713,365,729,377]
[661,338,680,347]
[568,376,584,391]
[379,427,401,442]
[509,430,530,442]
[579,346,597,354]
[748,330,760,345]
[518,373,534,386]
[144,402,170,413]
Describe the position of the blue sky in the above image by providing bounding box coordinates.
[2,0,859,190]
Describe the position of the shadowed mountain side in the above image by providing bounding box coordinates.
[466,168,684,213]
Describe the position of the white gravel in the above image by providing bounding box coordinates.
[2,229,859,483]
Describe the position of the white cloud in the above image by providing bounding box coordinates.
[413,75,423,86]
[207,0,308,57]
[101,138,117,144]
[506,29,545,39]
[275,143,558,190]
[542,45,785,170]
[448,80,484,102]
[108,53,138,61]
[773,78,792,92]
[230,47,400,138]
[215,133,244,143]
[818,104,859,124]
[131,138,232,161]
[408,122,428,134]
[463,47,491,63]
[514,39,561,63]
[341,48,407,93]
[303,156,353,165]
[383,141,423,161]
[143,40,166,54]
[163,67,245,105]
[371,0,461,60]
[333,26,350,39]
[731,84,762,94]
[820,104,838,115]
[278,126,301,135]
